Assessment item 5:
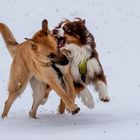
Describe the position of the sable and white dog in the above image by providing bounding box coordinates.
[53,18,110,111]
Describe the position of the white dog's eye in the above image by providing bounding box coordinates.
[66,28,70,33]
[64,27,70,33]
[67,29,71,33]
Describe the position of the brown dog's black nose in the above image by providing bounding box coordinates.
[59,56,69,65]
[53,29,58,35]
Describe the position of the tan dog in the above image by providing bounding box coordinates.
[0,19,80,118]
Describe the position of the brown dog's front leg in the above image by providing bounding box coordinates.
[58,67,76,114]
[48,78,80,115]
[58,99,65,114]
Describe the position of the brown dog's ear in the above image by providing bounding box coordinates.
[42,19,48,34]
[25,37,33,42]
[25,38,37,50]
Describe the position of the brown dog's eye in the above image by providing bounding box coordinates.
[48,53,56,59]
[31,44,37,50]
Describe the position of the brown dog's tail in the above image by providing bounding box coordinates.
[0,23,18,57]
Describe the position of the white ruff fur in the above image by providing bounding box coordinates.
[62,43,101,83]
[57,23,65,37]
[87,58,101,79]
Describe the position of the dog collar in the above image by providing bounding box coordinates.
[51,62,63,79]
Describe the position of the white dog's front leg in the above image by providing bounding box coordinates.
[78,87,95,108]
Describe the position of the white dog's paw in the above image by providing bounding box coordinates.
[78,88,95,109]
[99,94,110,102]
[96,80,110,102]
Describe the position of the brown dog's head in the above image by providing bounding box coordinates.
[53,18,88,48]
[26,19,69,66]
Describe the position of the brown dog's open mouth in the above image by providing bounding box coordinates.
[57,37,66,48]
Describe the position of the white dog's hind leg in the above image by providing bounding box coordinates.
[78,87,95,108]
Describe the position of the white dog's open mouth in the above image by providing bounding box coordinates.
[53,28,66,48]
[57,37,66,48]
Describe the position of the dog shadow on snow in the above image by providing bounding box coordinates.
[0,110,125,136]
[41,112,118,128]
[7,111,120,129]
[0,108,122,130]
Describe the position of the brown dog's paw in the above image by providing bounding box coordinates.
[65,106,71,113]
[1,112,7,119]
[57,106,65,114]
[29,111,38,119]
[71,107,80,115]
[65,104,80,115]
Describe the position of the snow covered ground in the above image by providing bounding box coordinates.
[0,0,140,139]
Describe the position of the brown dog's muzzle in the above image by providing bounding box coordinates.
[56,50,69,65]
[49,50,69,66]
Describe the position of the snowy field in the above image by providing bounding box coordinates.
[0,0,140,139]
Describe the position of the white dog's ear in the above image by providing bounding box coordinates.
[82,19,85,24]
[60,48,71,57]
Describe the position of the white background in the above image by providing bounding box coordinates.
[0,0,140,139]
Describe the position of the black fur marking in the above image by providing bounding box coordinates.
[74,82,83,88]
[51,62,63,79]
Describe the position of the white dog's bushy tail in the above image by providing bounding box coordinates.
[78,87,95,108]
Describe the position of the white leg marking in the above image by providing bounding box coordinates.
[78,87,95,108]
[95,80,110,102]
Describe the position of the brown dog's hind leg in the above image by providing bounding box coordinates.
[29,77,51,119]
[29,97,43,119]
[2,80,29,118]
[2,93,18,118]
[2,61,30,118]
